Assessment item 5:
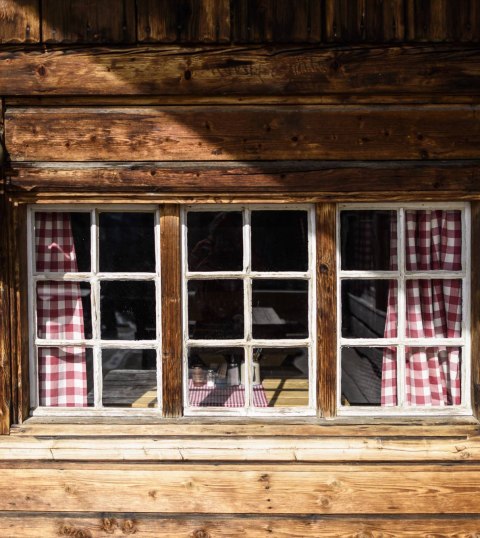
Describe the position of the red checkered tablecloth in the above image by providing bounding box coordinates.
[188,380,268,407]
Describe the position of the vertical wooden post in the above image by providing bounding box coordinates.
[0,193,11,433]
[471,202,480,419]
[160,204,183,417]
[316,203,337,418]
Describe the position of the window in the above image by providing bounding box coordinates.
[26,202,472,419]
[339,204,470,416]
[183,205,316,416]
[29,207,162,415]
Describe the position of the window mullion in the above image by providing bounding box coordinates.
[244,208,252,408]
[397,207,406,408]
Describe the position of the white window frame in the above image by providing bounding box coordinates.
[337,202,471,417]
[28,204,163,417]
[182,204,317,417]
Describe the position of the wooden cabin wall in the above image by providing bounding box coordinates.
[1,0,480,536]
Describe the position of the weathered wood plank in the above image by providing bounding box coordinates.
[41,0,136,43]
[137,0,230,43]
[0,194,11,435]
[0,0,40,43]
[2,464,480,513]
[2,515,480,537]
[407,0,480,42]
[12,421,478,438]
[1,45,480,97]
[325,0,405,42]
[6,106,480,162]
[7,162,480,196]
[160,205,182,418]
[232,0,322,43]
[471,202,480,420]
[4,434,480,462]
[316,204,337,418]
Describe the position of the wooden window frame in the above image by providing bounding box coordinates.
[2,198,479,427]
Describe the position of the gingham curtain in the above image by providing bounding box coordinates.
[381,210,462,406]
[36,213,87,407]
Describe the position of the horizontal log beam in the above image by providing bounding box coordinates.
[6,106,480,162]
[0,45,479,97]
[1,515,480,537]
[7,162,480,197]
[1,463,480,513]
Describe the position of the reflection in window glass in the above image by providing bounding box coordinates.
[254,348,309,407]
[102,349,157,408]
[188,280,244,339]
[341,210,397,271]
[251,211,308,271]
[341,347,396,406]
[100,281,156,340]
[341,280,395,339]
[187,212,243,272]
[99,212,155,272]
[252,280,308,339]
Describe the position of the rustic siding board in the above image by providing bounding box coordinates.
[1,464,480,513]
[0,0,40,43]
[6,106,480,162]
[325,0,405,42]
[137,0,230,43]
[160,205,182,418]
[407,0,480,42]
[232,0,322,43]
[41,0,136,43]
[316,203,337,417]
[1,45,480,97]
[2,515,480,537]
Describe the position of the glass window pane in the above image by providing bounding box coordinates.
[251,211,308,271]
[252,280,308,339]
[406,279,462,338]
[341,347,397,406]
[341,210,397,271]
[99,212,155,272]
[341,280,396,339]
[187,212,243,272]
[253,347,309,407]
[35,212,91,273]
[37,281,92,339]
[188,279,244,339]
[405,210,462,271]
[188,348,245,407]
[38,347,93,407]
[405,347,461,406]
[102,349,157,408]
[100,281,156,340]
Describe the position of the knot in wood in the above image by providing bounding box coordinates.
[192,530,210,538]
[122,519,139,534]
[100,518,118,534]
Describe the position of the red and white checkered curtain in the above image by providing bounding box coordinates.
[382,210,462,406]
[36,213,87,407]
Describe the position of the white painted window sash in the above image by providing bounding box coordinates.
[337,202,471,417]
[182,204,316,417]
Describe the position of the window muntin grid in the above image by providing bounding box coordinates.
[182,205,317,416]
[28,206,162,416]
[337,203,471,416]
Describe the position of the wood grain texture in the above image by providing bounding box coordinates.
[1,45,480,97]
[1,515,480,537]
[137,0,230,43]
[0,0,40,43]
[232,0,322,43]
[316,204,337,418]
[41,0,136,43]
[160,205,182,417]
[6,105,480,162]
[7,161,480,197]
[325,0,405,42]
[1,463,480,513]
[407,0,480,42]
[0,196,11,435]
